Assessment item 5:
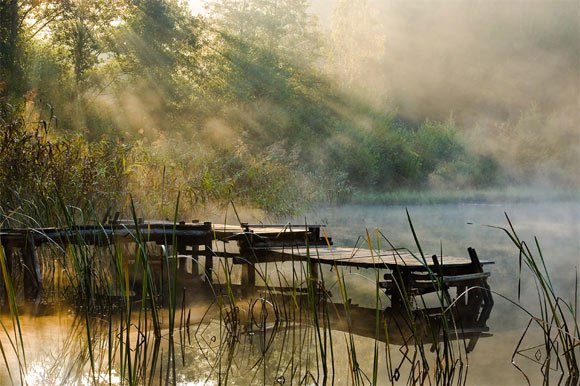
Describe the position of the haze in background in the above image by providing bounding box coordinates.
[317,0,578,121]
[193,0,579,186]
[4,0,576,218]
[317,0,579,186]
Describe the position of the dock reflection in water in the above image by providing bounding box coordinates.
[0,274,494,386]
[166,278,495,385]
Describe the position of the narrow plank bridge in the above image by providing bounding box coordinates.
[0,219,493,310]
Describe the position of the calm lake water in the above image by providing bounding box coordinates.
[1,201,578,385]
[296,200,580,385]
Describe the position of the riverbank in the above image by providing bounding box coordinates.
[348,187,580,206]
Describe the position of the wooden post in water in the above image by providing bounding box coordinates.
[176,237,191,277]
[309,260,319,282]
[190,245,199,276]
[22,233,42,297]
[0,245,10,305]
[307,256,319,295]
[389,268,411,308]
[188,219,201,277]
[203,222,213,282]
[241,262,256,288]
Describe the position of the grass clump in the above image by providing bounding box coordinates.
[0,199,575,385]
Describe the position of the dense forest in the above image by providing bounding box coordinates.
[0,0,578,218]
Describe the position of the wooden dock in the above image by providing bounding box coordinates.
[0,219,493,310]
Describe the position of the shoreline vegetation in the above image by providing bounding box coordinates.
[1,1,578,219]
[0,0,578,384]
[0,109,578,222]
[347,187,580,207]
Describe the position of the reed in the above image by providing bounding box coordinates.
[0,245,26,385]
[0,217,468,385]
[491,214,579,385]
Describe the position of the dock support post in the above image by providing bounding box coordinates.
[190,245,199,276]
[307,259,319,294]
[431,254,452,305]
[177,242,188,276]
[390,268,411,309]
[22,235,42,298]
[203,222,213,282]
[241,263,256,286]
[177,254,188,275]
[467,247,493,308]
[241,262,256,293]
[310,261,319,282]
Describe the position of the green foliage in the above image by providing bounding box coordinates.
[411,119,462,177]
[117,0,203,123]
[466,107,580,187]
[316,114,488,193]
[49,0,122,85]
[366,124,422,188]
[2,0,571,217]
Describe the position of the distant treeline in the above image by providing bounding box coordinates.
[0,1,576,216]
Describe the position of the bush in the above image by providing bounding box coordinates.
[127,133,309,217]
[0,106,128,224]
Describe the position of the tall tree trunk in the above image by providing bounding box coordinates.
[0,0,25,103]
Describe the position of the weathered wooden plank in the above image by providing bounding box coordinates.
[0,225,213,248]
[212,223,330,245]
[442,272,491,284]
[252,246,488,270]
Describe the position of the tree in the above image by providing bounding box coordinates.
[0,0,24,104]
[204,0,327,146]
[0,0,63,107]
[208,0,318,58]
[115,0,202,126]
[326,0,386,102]
[206,0,319,91]
[48,0,125,87]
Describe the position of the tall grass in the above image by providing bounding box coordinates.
[0,108,508,384]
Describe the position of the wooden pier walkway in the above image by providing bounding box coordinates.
[0,219,493,309]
